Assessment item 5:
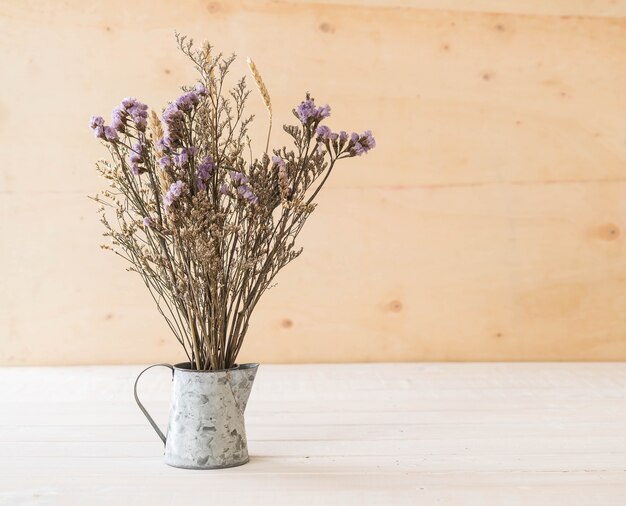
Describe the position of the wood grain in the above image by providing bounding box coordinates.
[1,1,626,364]
[1,363,626,504]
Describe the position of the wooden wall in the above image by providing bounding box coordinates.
[1,0,626,365]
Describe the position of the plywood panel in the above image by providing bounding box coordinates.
[288,0,626,17]
[0,1,625,364]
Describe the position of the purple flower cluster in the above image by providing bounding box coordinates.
[129,142,147,175]
[142,216,153,227]
[163,180,185,209]
[89,97,148,142]
[196,155,216,191]
[271,155,286,169]
[89,115,118,142]
[161,84,208,149]
[156,137,169,153]
[350,130,376,156]
[315,125,338,142]
[175,84,206,112]
[158,156,172,170]
[230,171,249,185]
[161,104,185,149]
[295,97,331,125]
[174,146,197,168]
[237,185,258,204]
[315,125,376,157]
[223,171,258,205]
[112,98,149,133]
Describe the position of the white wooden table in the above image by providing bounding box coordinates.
[1,363,625,505]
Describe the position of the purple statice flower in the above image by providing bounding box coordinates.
[89,116,118,142]
[89,115,104,130]
[196,155,216,190]
[122,97,148,116]
[175,91,200,113]
[103,126,118,142]
[111,106,125,132]
[226,171,257,204]
[121,97,137,109]
[316,125,331,138]
[295,97,331,125]
[296,99,317,124]
[195,83,208,97]
[219,183,230,195]
[316,125,333,141]
[350,132,365,156]
[162,103,182,123]
[162,103,185,148]
[170,180,184,197]
[237,184,258,205]
[173,146,197,168]
[317,104,331,120]
[362,130,376,151]
[128,101,148,119]
[129,142,145,175]
[142,216,153,227]
[271,155,286,169]
[89,116,105,139]
[351,141,365,156]
[174,151,188,167]
[230,171,249,185]
[158,156,172,170]
[156,137,168,153]
[129,142,144,164]
[163,180,185,209]
[89,100,147,142]
[134,116,147,132]
[349,130,376,156]
[115,97,149,132]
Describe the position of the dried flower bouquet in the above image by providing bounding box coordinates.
[90,36,375,370]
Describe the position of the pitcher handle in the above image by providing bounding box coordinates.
[133,364,174,445]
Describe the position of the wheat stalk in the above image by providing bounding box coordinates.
[202,40,217,95]
[148,110,171,194]
[247,56,272,153]
[148,110,164,152]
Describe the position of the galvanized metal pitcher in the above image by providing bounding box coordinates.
[134,362,259,469]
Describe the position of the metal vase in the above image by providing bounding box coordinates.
[134,362,259,470]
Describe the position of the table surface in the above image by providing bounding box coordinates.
[1,363,625,505]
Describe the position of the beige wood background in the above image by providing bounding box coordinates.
[1,0,626,365]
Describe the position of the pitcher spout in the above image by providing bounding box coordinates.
[229,363,259,412]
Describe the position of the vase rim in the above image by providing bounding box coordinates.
[172,362,259,373]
